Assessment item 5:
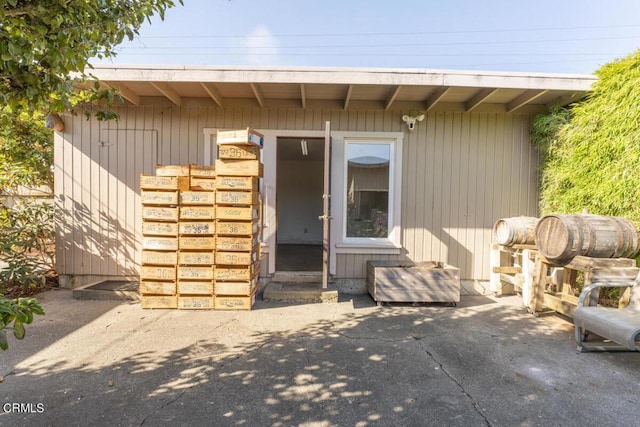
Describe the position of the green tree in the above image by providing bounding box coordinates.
[1,0,181,114]
[531,49,640,222]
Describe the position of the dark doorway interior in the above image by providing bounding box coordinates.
[276,137,324,272]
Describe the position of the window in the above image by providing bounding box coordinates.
[346,142,391,238]
[342,138,400,246]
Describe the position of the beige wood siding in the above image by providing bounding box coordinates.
[55,104,537,281]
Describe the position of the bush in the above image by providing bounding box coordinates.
[0,297,44,350]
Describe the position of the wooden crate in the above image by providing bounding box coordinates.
[215,159,263,177]
[216,190,259,206]
[140,265,176,281]
[178,265,214,280]
[140,175,189,191]
[214,262,260,281]
[216,250,259,265]
[178,221,215,235]
[139,280,177,295]
[217,128,264,147]
[178,295,215,310]
[142,250,178,266]
[142,206,179,222]
[214,291,257,311]
[141,295,177,309]
[216,206,259,221]
[142,221,179,237]
[216,234,259,251]
[142,236,179,251]
[179,206,216,220]
[218,144,260,160]
[189,164,216,177]
[216,220,260,236]
[180,190,216,205]
[216,176,259,191]
[214,277,258,296]
[190,177,216,191]
[141,190,179,205]
[179,236,216,250]
[156,164,190,177]
[177,280,214,295]
[178,251,216,265]
[366,261,461,304]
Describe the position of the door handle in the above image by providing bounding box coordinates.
[318,215,333,220]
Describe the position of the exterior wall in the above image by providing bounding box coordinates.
[55,100,538,286]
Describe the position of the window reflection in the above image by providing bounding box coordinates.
[346,143,390,238]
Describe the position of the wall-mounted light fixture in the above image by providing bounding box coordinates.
[402,114,425,131]
[300,139,309,156]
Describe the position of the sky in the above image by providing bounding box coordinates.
[93,0,640,75]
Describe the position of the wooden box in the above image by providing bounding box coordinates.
[214,277,258,296]
[214,262,260,281]
[366,261,460,304]
[142,221,179,237]
[216,220,260,236]
[216,235,259,252]
[216,250,259,265]
[141,295,177,309]
[179,221,215,235]
[140,265,176,281]
[216,190,259,206]
[214,292,257,311]
[142,206,179,222]
[139,280,176,295]
[178,265,214,280]
[142,250,178,266]
[142,236,179,251]
[179,236,216,250]
[215,159,263,177]
[189,164,216,178]
[190,177,216,191]
[218,144,261,160]
[140,175,189,191]
[178,295,215,310]
[141,190,179,205]
[156,164,190,177]
[216,176,259,191]
[179,206,215,220]
[180,191,216,205]
[178,280,214,295]
[217,128,264,147]
[216,206,259,221]
[178,251,216,265]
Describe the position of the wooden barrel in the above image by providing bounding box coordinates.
[534,214,640,265]
[493,216,539,246]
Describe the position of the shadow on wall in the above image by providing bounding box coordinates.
[3,295,639,426]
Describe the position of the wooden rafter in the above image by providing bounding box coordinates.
[150,82,182,106]
[344,84,353,110]
[425,87,450,111]
[507,89,547,112]
[200,82,224,108]
[385,85,402,110]
[465,88,498,112]
[250,83,265,108]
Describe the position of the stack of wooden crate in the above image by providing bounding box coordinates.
[139,169,188,309]
[214,128,264,310]
[176,164,217,309]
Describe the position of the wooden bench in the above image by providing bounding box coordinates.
[573,280,640,352]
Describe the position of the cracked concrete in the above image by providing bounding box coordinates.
[1,290,639,426]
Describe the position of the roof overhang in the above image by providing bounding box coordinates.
[86,64,596,113]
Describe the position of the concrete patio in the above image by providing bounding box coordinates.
[1,289,638,426]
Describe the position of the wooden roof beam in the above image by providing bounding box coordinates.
[385,85,402,110]
[250,83,265,108]
[465,88,498,112]
[150,82,182,106]
[546,92,583,109]
[425,87,450,111]
[300,84,306,109]
[103,82,139,106]
[344,84,353,110]
[507,89,547,112]
[200,82,223,108]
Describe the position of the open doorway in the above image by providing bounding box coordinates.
[276,137,325,271]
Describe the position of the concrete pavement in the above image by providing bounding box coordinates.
[1,289,638,426]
